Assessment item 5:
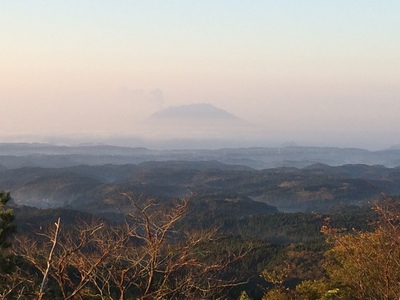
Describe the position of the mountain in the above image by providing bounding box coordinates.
[146,103,242,123]
[141,103,257,144]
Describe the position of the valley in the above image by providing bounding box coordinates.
[1,143,400,299]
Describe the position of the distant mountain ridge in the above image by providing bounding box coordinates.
[3,143,400,169]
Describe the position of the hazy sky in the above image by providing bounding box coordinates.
[1,1,400,148]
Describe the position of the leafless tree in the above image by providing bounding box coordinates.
[9,195,251,299]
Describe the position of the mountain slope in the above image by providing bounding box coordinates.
[147,103,241,122]
[141,103,255,142]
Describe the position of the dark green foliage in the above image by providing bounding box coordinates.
[230,213,324,244]
[13,206,107,232]
[0,191,16,274]
[179,193,278,230]
[0,192,15,246]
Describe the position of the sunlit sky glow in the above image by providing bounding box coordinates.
[1,1,400,149]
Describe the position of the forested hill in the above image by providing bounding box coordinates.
[2,160,399,213]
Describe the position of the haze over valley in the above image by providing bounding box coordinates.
[2,3,400,299]
[2,102,399,151]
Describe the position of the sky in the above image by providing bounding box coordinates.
[1,1,400,149]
